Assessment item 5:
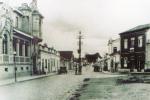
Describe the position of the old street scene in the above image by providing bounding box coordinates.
[1,0,150,100]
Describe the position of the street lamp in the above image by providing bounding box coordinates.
[13,51,17,82]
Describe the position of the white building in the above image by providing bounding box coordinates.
[107,38,121,72]
[38,44,60,74]
[0,0,43,79]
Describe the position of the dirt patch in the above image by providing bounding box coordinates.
[83,78,90,82]
[69,78,90,100]
[116,75,150,84]
[69,76,150,100]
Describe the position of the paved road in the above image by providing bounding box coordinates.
[0,67,121,100]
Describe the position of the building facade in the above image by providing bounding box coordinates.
[120,24,150,72]
[38,44,60,74]
[108,38,120,72]
[0,1,43,79]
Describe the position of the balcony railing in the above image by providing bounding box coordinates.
[0,54,31,64]
[15,56,31,64]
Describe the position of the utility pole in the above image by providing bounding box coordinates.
[77,31,83,75]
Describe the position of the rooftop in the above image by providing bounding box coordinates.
[120,23,150,34]
[59,51,74,60]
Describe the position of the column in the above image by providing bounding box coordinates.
[28,44,31,57]
[0,39,2,54]
[16,39,20,56]
[22,41,25,57]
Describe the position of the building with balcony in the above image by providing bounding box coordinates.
[38,44,60,74]
[0,0,43,79]
[120,24,150,72]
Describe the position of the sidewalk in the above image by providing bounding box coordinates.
[0,73,57,86]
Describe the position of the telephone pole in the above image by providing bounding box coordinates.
[77,31,83,75]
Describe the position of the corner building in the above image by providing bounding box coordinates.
[0,1,43,79]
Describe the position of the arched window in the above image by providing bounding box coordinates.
[2,34,8,54]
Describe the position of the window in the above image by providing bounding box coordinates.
[21,67,23,70]
[23,16,29,33]
[33,16,40,35]
[131,37,135,48]
[13,39,17,53]
[138,36,143,47]
[16,17,19,28]
[113,47,117,53]
[45,59,47,68]
[5,68,8,72]
[124,57,128,67]
[2,34,8,54]
[26,67,29,70]
[124,39,128,49]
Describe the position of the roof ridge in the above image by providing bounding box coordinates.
[120,23,150,34]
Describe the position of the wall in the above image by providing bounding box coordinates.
[39,47,60,74]
[145,29,150,69]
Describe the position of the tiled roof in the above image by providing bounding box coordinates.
[120,23,150,34]
[59,51,73,60]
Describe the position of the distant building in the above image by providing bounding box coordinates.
[38,44,60,74]
[59,51,74,70]
[85,53,101,63]
[120,23,150,72]
[108,38,121,72]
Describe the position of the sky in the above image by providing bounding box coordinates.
[2,0,150,57]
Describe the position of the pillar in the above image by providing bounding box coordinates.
[28,44,31,57]
[22,41,25,56]
[16,39,20,56]
[0,39,2,54]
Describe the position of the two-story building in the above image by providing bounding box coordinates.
[120,24,150,72]
[0,0,43,79]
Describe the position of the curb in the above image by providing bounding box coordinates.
[17,73,57,83]
[0,73,57,87]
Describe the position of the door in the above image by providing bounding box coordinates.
[137,56,143,72]
[130,56,135,72]
[33,56,37,74]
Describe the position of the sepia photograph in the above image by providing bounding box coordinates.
[0,0,150,100]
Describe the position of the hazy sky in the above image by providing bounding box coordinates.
[2,0,150,56]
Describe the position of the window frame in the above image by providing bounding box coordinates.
[124,39,128,49]
[124,57,128,68]
[138,36,143,47]
[130,37,135,48]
